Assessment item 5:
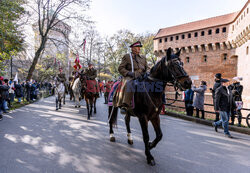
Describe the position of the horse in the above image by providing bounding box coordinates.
[68,76,75,101]
[72,77,82,108]
[108,48,192,166]
[55,79,66,111]
[80,74,98,120]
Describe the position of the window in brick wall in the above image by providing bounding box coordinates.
[201,31,205,36]
[203,55,207,62]
[186,57,190,63]
[188,33,191,38]
[223,54,227,61]
[165,38,168,42]
[216,28,220,34]
[170,36,173,41]
[159,39,162,43]
[194,32,198,37]
[176,35,179,40]
[247,46,249,55]
[182,34,185,39]
[208,29,212,35]
[222,27,226,33]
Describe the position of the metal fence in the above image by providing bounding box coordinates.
[165,98,250,127]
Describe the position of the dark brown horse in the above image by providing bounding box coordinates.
[80,74,98,120]
[108,48,192,166]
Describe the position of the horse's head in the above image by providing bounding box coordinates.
[150,48,192,91]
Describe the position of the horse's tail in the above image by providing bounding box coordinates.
[108,106,118,127]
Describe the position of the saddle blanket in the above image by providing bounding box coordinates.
[86,80,99,93]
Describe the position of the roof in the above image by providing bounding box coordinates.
[154,12,239,39]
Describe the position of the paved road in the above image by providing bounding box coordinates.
[0,95,250,173]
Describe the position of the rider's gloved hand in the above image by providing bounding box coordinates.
[127,72,134,78]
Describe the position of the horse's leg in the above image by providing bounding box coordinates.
[109,106,118,142]
[94,97,97,114]
[90,98,93,117]
[149,115,163,150]
[139,115,155,166]
[59,95,62,109]
[56,96,58,110]
[125,114,133,145]
[63,93,65,105]
[86,99,90,120]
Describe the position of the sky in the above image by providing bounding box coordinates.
[87,0,248,37]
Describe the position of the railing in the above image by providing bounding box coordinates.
[165,98,250,128]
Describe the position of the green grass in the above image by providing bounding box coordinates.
[9,91,51,111]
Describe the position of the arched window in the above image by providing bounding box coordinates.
[182,34,185,39]
[186,57,190,63]
[247,46,249,55]
[222,27,226,33]
[159,39,162,43]
[203,55,207,62]
[208,29,212,35]
[170,36,173,41]
[165,38,168,42]
[176,36,179,40]
[188,33,191,38]
[201,31,205,36]
[216,28,220,34]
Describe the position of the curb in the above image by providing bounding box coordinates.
[165,111,250,135]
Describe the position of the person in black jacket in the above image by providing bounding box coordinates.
[0,79,10,119]
[14,81,23,103]
[228,77,243,126]
[212,78,235,138]
[25,80,31,102]
[210,73,222,122]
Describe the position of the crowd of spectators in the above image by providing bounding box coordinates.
[0,77,53,120]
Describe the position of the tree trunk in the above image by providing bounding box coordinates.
[26,37,47,81]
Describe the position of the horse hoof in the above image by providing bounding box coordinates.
[56,108,58,111]
[110,137,115,142]
[147,159,156,166]
[78,106,81,108]
[128,139,133,145]
[75,106,77,108]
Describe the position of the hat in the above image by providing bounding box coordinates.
[232,77,243,82]
[130,41,143,48]
[220,78,229,83]
[215,73,222,79]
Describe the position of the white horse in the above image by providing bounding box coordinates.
[72,77,82,108]
[55,81,65,110]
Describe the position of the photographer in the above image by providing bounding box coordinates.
[228,77,243,126]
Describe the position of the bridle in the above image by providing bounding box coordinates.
[147,56,188,106]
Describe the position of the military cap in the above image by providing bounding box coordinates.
[130,41,143,48]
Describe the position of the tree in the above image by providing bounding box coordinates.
[0,0,26,70]
[26,0,90,80]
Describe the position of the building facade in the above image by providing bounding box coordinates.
[154,0,250,118]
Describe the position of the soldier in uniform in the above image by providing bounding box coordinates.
[114,41,148,114]
[83,63,99,96]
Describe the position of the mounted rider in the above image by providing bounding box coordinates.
[83,63,99,97]
[71,55,82,87]
[113,41,148,114]
[55,67,66,110]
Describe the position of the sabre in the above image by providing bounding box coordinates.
[123,42,134,73]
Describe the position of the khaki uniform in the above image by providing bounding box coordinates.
[113,53,147,108]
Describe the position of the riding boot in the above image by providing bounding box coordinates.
[201,110,205,119]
